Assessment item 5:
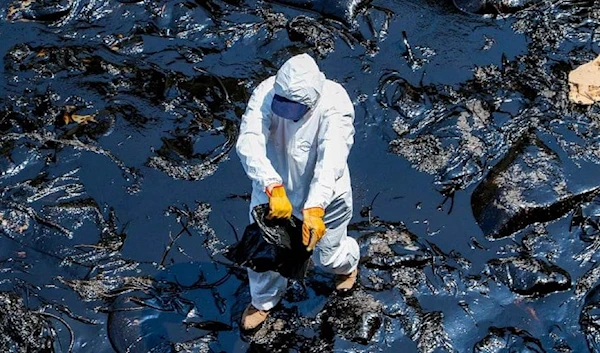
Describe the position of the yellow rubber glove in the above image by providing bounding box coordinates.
[302,207,326,251]
[266,184,292,220]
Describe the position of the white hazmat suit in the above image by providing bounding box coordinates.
[236,54,360,311]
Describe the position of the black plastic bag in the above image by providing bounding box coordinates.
[225,204,311,279]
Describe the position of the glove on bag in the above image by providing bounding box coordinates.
[302,207,325,251]
[266,184,292,220]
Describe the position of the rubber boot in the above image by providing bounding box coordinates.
[241,304,269,331]
[335,268,358,293]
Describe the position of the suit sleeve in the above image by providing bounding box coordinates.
[304,87,355,210]
[235,78,283,191]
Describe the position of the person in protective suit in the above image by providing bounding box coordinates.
[236,53,360,331]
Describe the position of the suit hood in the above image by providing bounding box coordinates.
[273,54,326,109]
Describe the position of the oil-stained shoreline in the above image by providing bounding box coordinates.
[1,0,600,352]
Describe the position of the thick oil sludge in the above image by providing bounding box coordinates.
[1,0,600,352]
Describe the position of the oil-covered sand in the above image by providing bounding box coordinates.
[1,0,600,352]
